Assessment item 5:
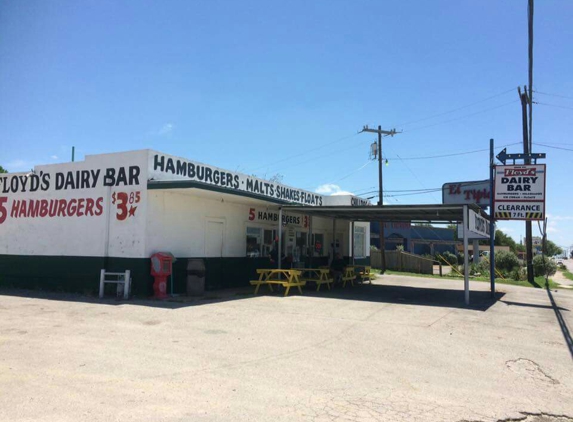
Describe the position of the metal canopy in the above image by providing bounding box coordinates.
[281,203,488,306]
[281,204,489,224]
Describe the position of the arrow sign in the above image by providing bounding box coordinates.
[496,149,546,164]
[496,148,507,164]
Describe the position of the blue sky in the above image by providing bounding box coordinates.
[1,1,572,250]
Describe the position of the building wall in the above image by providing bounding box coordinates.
[0,150,150,294]
[0,148,371,295]
[0,150,148,258]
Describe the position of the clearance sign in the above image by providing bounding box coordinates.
[494,164,546,220]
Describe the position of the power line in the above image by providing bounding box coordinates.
[393,87,516,127]
[535,102,573,111]
[534,90,573,101]
[389,142,521,161]
[536,143,573,152]
[402,100,520,133]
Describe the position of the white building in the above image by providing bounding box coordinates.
[0,150,370,295]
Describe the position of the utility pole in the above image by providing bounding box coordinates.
[359,125,399,273]
[518,86,534,283]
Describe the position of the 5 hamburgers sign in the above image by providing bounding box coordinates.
[494,164,546,220]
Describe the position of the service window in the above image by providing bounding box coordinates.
[246,227,277,258]
[262,228,277,257]
[354,226,366,258]
[246,227,262,258]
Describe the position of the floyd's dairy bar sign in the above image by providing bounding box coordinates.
[494,164,546,220]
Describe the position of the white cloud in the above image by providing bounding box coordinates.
[51,155,58,160]
[315,184,354,196]
[158,123,174,136]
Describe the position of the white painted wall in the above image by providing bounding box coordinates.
[144,190,353,258]
[0,150,148,258]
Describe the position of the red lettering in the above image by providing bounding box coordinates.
[39,200,48,217]
[48,200,58,217]
[28,200,40,217]
[85,198,95,216]
[18,200,27,218]
[76,198,85,217]
[11,200,20,218]
[66,199,77,216]
[57,199,67,217]
[95,197,103,216]
[0,197,7,224]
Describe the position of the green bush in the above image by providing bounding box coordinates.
[509,267,527,281]
[471,260,490,276]
[440,251,457,266]
[532,255,557,277]
[495,250,520,274]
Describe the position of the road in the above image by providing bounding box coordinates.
[1,276,572,422]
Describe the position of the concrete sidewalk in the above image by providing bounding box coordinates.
[0,275,572,422]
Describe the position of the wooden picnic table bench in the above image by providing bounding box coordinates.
[355,265,375,284]
[342,266,357,288]
[250,269,305,296]
[294,268,333,291]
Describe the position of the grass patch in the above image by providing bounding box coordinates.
[381,269,559,289]
[559,267,573,281]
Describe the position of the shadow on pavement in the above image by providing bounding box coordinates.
[0,281,503,312]
[301,282,504,311]
[500,299,570,312]
[546,284,573,361]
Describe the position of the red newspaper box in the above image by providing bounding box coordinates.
[150,252,173,299]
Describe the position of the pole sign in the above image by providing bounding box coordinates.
[466,208,491,238]
[442,180,490,207]
[493,164,546,220]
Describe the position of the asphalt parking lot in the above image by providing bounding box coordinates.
[1,275,572,422]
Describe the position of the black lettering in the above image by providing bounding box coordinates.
[1,177,8,193]
[41,172,50,191]
[176,160,187,177]
[116,167,128,186]
[29,174,40,192]
[103,168,116,186]
[18,175,29,192]
[154,154,165,172]
[81,170,90,189]
[10,176,19,193]
[129,166,140,186]
[165,158,175,174]
[91,169,100,188]
[205,167,213,183]
[64,172,75,190]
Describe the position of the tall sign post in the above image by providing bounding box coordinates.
[489,139,495,298]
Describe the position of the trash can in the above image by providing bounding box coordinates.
[186,259,206,296]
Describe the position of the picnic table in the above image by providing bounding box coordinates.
[295,268,333,291]
[250,269,305,296]
[355,265,375,284]
[342,266,357,288]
